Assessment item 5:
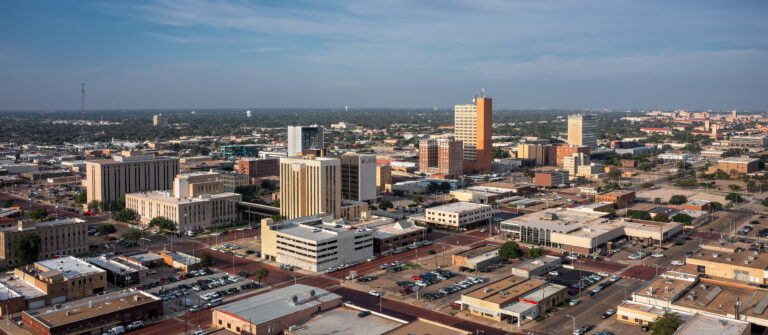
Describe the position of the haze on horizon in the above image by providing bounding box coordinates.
[1,0,767,111]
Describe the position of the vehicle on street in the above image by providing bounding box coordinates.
[601,309,616,318]
[357,311,371,317]
[570,299,580,306]
[671,260,685,266]
[368,289,383,297]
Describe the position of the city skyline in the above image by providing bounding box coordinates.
[1,1,767,111]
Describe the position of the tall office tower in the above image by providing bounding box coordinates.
[341,153,377,202]
[287,125,324,157]
[418,140,439,173]
[567,114,598,149]
[279,156,341,219]
[517,144,549,166]
[419,139,463,176]
[455,94,492,173]
[86,151,179,207]
[732,110,737,119]
[563,152,589,180]
[153,114,168,127]
[376,165,391,192]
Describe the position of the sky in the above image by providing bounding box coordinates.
[1,0,767,111]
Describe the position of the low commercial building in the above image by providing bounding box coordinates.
[339,199,368,220]
[731,135,768,147]
[534,171,569,188]
[383,318,469,335]
[261,215,374,272]
[500,209,609,250]
[450,183,535,204]
[418,202,493,231]
[0,274,47,316]
[390,178,462,195]
[452,244,500,270]
[220,172,250,192]
[87,256,149,287]
[285,306,404,335]
[685,243,768,284]
[369,219,426,255]
[15,256,107,305]
[212,284,341,334]
[713,157,760,175]
[22,290,162,335]
[0,218,88,268]
[121,251,166,268]
[157,251,201,272]
[459,275,567,326]
[675,313,750,335]
[595,190,636,208]
[510,255,562,278]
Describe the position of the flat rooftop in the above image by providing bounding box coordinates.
[125,252,164,264]
[0,218,85,233]
[635,271,698,302]
[384,318,468,335]
[214,284,340,326]
[718,157,759,164]
[36,256,106,280]
[464,276,545,305]
[372,221,426,239]
[287,307,402,335]
[513,255,562,272]
[427,202,490,213]
[24,291,160,328]
[520,283,567,302]
[501,208,608,232]
[455,245,499,259]
[86,256,147,274]
[687,248,768,271]
[126,190,240,204]
[0,276,46,300]
[674,313,749,335]
[271,216,371,242]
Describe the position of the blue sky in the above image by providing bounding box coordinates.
[1,0,767,110]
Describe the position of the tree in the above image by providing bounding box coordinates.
[98,224,117,243]
[200,252,215,268]
[74,191,87,205]
[379,199,393,210]
[26,208,48,221]
[2,199,14,208]
[439,182,452,193]
[674,178,697,187]
[641,182,654,189]
[115,208,138,223]
[728,184,742,191]
[726,193,744,203]
[653,213,670,222]
[608,169,622,181]
[499,241,522,259]
[653,197,662,204]
[124,229,146,244]
[528,247,543,259]
[668,195,688,205]
[671,213,693,224]
[712,201,723,210]
[651,313,683,335]
[762,197,768,207]
[256,267,270,286]
[13,233,41,265]
[149,217,176,232]
[413,194,422,204]
[88,200,101,212]
[627,210,651,220]
[483,175,490,182]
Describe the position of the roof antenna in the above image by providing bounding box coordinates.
[481,88,485,98]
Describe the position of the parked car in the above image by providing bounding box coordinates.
[570,299,580,306]
[357,311,372,317]
[126,321,144,331]
[601,309,616,319]
[368,289,383,297]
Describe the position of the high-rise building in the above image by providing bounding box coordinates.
[563,152,589,180]
[152,114,168,127]
[0,218,88,268]
[568,114,598,149]
[420,139,464,176]
[85,151,179,207]
[287,126,324,157]
[376,165,391,193]
[237,158,279,179]
[279,157,341,219]
[549,145,590,167]
[340,153,377,202]
[517,144,550,166]
[455,95,492,173]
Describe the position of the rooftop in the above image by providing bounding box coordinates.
[687,248,768,271]
[634,271,698,302]
[455,244,499,259]
[513,255,563,272]
[125,252,164,264]
[0,275,46,300]
[287,307,403,335]
[24,290,160,328]
[520,283,567,302]
[427,202,491,213]
[36,256,106,280]
[125,190,240,204]
[371,220,426,239]
[674,313,750,335]
[718,157,759,164]
[383,318,468,335]
[86,256,148,274]
[463,276,545,305]
[501,208,608,232]
[214,284,341,326]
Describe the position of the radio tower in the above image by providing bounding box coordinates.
[80,83,85,143]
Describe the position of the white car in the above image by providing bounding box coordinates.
[422,241,433,246]
[598,272,609,277]
[628,254,641,260]
[651,252,665,258]
[671,260,685,266]
[570,299,580,306]
[192,330,207,335]
[368,289,383,297]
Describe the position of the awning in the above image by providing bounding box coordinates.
[468,305,500,316]
[501,301,537,316]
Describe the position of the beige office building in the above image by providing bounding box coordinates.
[85,151,179,206]
[279,157,341,220]
[125,172,241,232]
[376,165,391,193]
[341,153,377,202]
[153,114,168,127]
[568,114,598,149]
[0,218,88,268]
[517,144,548,166]
[455,96,492,173]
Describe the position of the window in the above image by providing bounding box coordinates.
[218,320,222,325]
[227,323,231,329]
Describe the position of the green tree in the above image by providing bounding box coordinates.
[148,217,176,232]
[651,313,683,335]
[74,191,87,205]
[674,178,697,187]
[608,169,622,181]
[728,184,742,191]
[653,197,662,204]
[13,233,41,265]
[2,199,14,208]
[124,229,146,244]
[641,182,654,189]
[200,252,215,268]
[527,247,543,259]
[26,208,48,221]
[115,208,138,223]
[762,198,768,207]
[668,195,688,205]
[98,224,117,243]
[413,194,423,204]
[653,213,670,222]
[499,241,523,259]
[483,175,490,182]
[726,193,744,203]
[379,199,393,210]
[256,267,270,286]
[671,213,693,224]
[627,210,651,220]
[271,199,280,207]
[712,201,723,210]
[88,200,101,212]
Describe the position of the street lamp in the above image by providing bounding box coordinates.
[566,314,576,334]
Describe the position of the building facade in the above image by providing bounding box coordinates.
[341,153,377,202]
[376,165,392,193]
[422,202,493,230]
[85,151,179,206]
[279,157,341,220]
[567,114,598,149]
[455,96,492,173]
[220,172,250,192]
[152,114,168,127]
[238,157,279,179]
[0,218,88,268]
[419,139,463,177]
[287,125,324,157]
[534,171,569,188]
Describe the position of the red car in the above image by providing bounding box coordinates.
[160,278,169,283]
[398,288,411,294]
[411,275,423,281]
[450,303,461,309]
[180,275,187,279]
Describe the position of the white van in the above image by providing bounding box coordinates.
[186,231,195,237]
[207,298,223,307]
[102,325,125,335]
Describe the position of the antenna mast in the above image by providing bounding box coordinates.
[80,83,85,143]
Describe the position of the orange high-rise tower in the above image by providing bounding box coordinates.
[455,92,492,174]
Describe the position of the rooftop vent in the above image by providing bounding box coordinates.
[712,253,719,258]
[288,295,298,304]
